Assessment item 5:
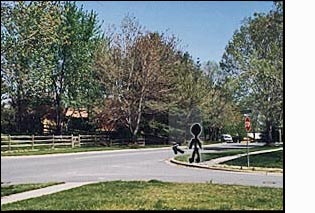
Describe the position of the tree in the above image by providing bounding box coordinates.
[1,1,62,133]
[168,53,208,142]
[95,16,179,141]
[220,2,283,143]
[1,1,103,134]
[48,1,103,134]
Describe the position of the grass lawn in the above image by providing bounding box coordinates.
[1,180,283,210]
[1,144,170,156]
[174,146,276,163]
[1,182,63,197]
[224,150,283,169]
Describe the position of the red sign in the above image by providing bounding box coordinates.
[245,116,251,132]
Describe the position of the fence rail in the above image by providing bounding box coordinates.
[1,134,145,151]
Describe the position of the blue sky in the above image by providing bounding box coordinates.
[78,1,274,64]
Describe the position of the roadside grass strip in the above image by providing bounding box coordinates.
[1,182,63,197]
[174,146,276,163]
[1,180,283,210]
[1,145,170,156]
[224,150,283,169]
[173,146,283,173]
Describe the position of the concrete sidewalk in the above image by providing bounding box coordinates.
[1,182,95,205]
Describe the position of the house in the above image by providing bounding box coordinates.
[41,107,116,134]
[42,108,88,134]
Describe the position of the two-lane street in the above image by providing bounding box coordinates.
[1,143,283,188]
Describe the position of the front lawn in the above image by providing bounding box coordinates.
[224,150,283,168]
[1,180,283,210]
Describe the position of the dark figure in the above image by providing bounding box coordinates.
[188,123,202,163]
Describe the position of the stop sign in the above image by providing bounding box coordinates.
[245,116,251,132]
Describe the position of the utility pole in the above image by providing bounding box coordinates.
[245,115,251,167]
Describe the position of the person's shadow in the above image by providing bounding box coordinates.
[188,123,202,163]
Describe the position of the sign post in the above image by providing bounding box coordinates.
[245,116,251,167]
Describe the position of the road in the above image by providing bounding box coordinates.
[1,143,283,188]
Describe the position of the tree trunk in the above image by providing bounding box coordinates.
[253,129,256,142]
[16,70,23,133]
[55,94,62,135]
[130,92,145,143]
[266,121,273,145]
[16,94,22,133]
[209,127,214,141]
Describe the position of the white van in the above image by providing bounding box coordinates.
[221,134,233,143]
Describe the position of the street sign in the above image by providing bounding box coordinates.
[245,116,251,132]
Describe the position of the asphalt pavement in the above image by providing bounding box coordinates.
[1,143,283,188]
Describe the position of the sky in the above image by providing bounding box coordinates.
[78,1,274,64]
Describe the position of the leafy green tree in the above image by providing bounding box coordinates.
[198,61,241,141]
[1,1,103,134]
[220,2,283,143]
[169,53,209,142]
[1,1,62,133]
[48,2,103,134]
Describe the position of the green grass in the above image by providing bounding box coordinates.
[175,146,276,163]
[1,180,283,210]
[224,150,283,169]
[1,144,170,156]
[1,182,63,197]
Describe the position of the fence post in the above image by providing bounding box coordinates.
[52,134,55,149]
[71,134,74,148]
[94,134,97,146]
[8,135,11,151]
[32,135,34,150]
[78,134,81,147]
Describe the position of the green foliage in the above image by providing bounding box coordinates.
[1,1,62,133]
[1,105,16,133]
[53,2,103,108]
[1,2,282,141]
[1,1,103,134]
[222,119,246,138]
[220,2,283,142]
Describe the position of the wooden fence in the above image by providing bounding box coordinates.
[1,134,145,151]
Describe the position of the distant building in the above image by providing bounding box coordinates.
[41,108,116,134]
[65,108,88,118]
[42,108,88,134]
